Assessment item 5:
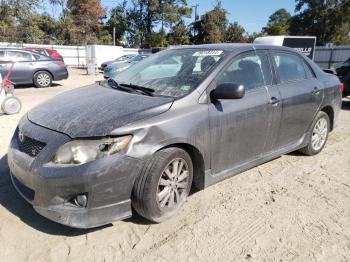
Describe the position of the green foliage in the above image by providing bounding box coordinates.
[290,0,350,45]
[107,1,129,45]
[192,3,229,44]
[246,32,263,43]
[147,31,168,47]
[126,0,191,48]
[262,8,291,36]
[1,0,349,46]
[17,14,57,44]
[167,21,190,45]
[225,22,246,43]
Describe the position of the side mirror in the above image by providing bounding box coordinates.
[211,83,245,100]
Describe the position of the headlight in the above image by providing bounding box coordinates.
[52,136,132,165]
[116,66,129,73]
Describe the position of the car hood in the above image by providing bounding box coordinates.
[27,84,175,138]
[108,62,131,69]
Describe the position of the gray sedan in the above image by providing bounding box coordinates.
[0,48,68,88]
[8,44,341,228]
[103,54,150,79]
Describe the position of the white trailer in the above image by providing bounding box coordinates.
[254,36,317,60]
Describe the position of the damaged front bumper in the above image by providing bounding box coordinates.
[8,118,144,228]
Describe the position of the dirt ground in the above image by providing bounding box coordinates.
[0,68,349,262]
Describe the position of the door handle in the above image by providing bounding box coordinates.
[269,97,280,106]
[312,87,321,95]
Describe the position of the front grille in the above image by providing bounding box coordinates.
[11,175,35,202]
[17,134,46,157]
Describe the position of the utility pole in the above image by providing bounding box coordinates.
[113,27,116,46]
[192,4,199,22]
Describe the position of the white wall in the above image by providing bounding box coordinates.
[86,45,141,67]
[0,42,150,67]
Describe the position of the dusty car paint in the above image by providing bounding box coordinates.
[8,44,342,228]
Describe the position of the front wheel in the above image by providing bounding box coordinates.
[132,148,193,223]
[34,71,52,88]
[299,111,330,156]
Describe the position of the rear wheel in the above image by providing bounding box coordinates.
[299,111,330,156]
[132,147,193,223]
[34,71,52,88]
[1,96,21,115]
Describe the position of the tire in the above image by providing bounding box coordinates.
[1,96,21,115]
[132,147,193,223]
[299,111,330,156]
[33,71,52,88]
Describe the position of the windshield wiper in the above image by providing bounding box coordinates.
[107,79,155,97]
[107,79,134,93]
[120,83,155,97]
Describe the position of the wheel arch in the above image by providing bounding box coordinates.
[157,143,206,190]
[320,105,334,131]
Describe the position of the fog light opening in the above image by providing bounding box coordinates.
[73,194,88,208]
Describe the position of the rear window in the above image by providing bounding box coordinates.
[273,52,307,82]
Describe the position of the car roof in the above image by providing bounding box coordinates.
[169,43,298,53]
[0,48,35,52]
[25,47,56,51]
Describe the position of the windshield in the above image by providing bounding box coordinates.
[112,48,225,97]
[129,54,149,62]
[115,55,133,62]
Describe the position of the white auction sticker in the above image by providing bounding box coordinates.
[192,50,223,57]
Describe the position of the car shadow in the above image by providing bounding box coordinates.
[0,154,110,236]
[14,83,62,89]
[342,99,350,111]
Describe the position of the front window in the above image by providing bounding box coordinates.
[217,52,272,91]
[112,48,226,97]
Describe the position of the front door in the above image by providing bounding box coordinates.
[209,51,280,174]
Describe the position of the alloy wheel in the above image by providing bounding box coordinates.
[157,158,190,210]
[311,117,328,151]
[37,73,51,87]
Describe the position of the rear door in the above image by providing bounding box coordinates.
[5,50,37,84]
[271,51,323,149]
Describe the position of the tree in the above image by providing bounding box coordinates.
[262,8,291,36]
[126,0,191,48]
[290,0,350,45]
[160,0,191,30]
[17,14,57,44]
[246,32,263,43]
[1,0,42,19]
[107,1,129,45]
[192,2,229,44]
[167,21,190,45]
[225,22,245,43]
[67,0,106,44]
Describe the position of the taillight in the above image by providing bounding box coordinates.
[54,61,66,68]
[339,83,344,93]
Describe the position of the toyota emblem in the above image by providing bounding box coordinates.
[18,130,25,142]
